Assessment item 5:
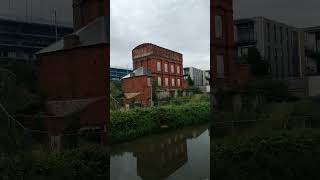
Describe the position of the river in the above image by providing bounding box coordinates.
[110,125,210,180]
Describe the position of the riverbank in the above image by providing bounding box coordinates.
[212,129,320,180]
[111,102,210,144]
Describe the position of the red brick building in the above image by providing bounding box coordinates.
[211,0,250,88]
[121,67,153,107]
[132,43,186,90]
[122,43,187,107]
[36,0,109,139]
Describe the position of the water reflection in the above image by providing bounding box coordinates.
[111,125,210,180]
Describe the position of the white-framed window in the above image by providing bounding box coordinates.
[158,77,162,86]
[177,66,180,74]
[171,64,174,73]
[177,78,181,86]
[157,62,161,71]
[215,15,223,38]
[217,55,224,78]
[8,52,16,58]
[165,78,169,86]
[164,63,168,72]
[172,78,175,86]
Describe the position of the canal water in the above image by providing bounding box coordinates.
[110,125,210,180]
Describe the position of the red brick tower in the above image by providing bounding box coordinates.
[211,0,250,87]
[132,43,185,90]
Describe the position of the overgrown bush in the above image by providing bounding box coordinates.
[212,130,320,180]
[111,102,209,143]
[0,145,110,180]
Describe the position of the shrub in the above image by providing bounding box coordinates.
[212,130,320,180]
[0,145,110,180]
[111,102,209,143]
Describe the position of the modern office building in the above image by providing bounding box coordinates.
[110,67,132,81]
[0,17,73,63]
[304,26,320,75]
[183,67,205,87]
[235,17,303,79]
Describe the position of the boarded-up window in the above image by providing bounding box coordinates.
[217,55,224,78]
[215,15,223,38]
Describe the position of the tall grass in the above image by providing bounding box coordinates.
[111,102,210,143]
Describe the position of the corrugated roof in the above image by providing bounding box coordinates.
[36,16,109,54]
[121,67,152,79]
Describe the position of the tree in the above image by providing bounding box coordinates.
[243,47,269,77]
[110,80,123,102]
[151,79,159,104]
[186,76,194,87]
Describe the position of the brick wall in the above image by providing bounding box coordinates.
[38,45,109,131]
[132,43,184,89]
[73,0,110,31]
[121,76,151,107]
[38,45,108,101]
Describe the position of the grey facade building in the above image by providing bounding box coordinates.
[235,17,302,79]
[304,26,320,75]
[183,67,205,87]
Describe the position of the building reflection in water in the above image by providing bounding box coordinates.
[112,126,207,180]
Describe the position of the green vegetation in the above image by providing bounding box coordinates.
[212,130,320,180]
[111,102,210,143]
[0,145,110,180]
[186,75,194,87]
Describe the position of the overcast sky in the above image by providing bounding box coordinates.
[1,0,320,70]
[110,0,210,70]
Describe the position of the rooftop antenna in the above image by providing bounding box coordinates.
[25,0,28,22]
[52,9,58,41]
[30,0,33,21]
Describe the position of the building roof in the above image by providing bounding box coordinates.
[304,26,320,33]
[121,67,152,80]
[0,15,72,28]
[36,16,109,55]
[133,43,183,56]
[235,16,297,29]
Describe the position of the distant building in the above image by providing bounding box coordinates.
[110,67,132,81]
[203,70,210,93]
[132,43,186,90]
[183,67,204,87]
[0,17,73,64]
[122,43,188,107]
[235,17,303,79]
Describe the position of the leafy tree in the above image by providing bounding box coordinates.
[186,76,194,87]
[110,80,123,102]
[242,47,269,77]
[151,79,159,104]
